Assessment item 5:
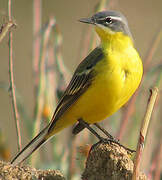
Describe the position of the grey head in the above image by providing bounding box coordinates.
[79,11,132,38]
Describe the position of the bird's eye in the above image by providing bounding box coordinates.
[105,17,113,24]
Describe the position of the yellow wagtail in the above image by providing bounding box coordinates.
[11,11,143,165]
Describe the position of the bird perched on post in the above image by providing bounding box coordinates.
[11,11,143,165]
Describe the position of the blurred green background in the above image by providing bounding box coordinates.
[0,0,162,179]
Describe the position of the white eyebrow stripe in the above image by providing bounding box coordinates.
[97,16,123,22]
[110,16,122,21]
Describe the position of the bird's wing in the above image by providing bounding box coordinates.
[48,47,104,133]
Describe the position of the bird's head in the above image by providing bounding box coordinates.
[79,11,132,41]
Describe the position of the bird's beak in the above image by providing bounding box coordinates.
[79,17,95,25]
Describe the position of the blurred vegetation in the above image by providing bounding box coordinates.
[0,0,162,179]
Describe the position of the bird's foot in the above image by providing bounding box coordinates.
[91,137,135,154]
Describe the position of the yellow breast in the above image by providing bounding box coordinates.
[55,30,143,132]
[74,32,142,122]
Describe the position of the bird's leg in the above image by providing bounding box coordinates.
[94,123,119,142]
[78,119,117,143]
[78,119,103,141]
[93,123,135,153]
[78,119,135,153]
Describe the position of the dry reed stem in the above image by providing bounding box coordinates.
[0,21,16,43]
[45,46,58,114]
[8,0,22,151]
[132,87,159,180]
[33,0,42,95]
[54,24,71,86]
[34,17,55,137]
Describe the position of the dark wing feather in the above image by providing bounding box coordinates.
[48,47,104,133]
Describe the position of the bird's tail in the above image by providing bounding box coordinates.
[11,124,49,166]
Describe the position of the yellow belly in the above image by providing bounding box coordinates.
[53,49,143,133]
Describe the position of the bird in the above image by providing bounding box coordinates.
[11,10,143,165]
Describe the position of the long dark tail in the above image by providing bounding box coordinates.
[11,125,49,166]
